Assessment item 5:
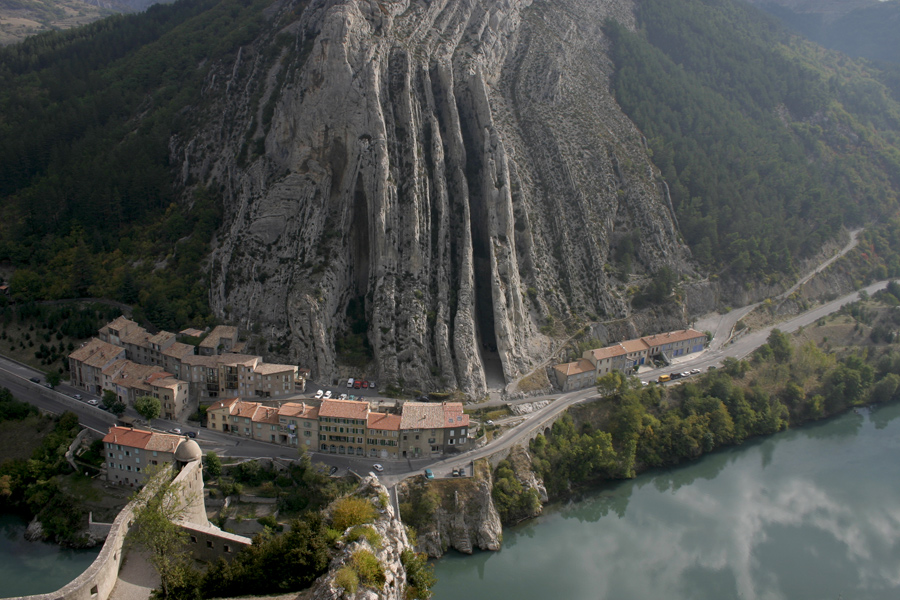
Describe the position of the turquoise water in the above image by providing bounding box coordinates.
[0,514,100,598]
[433,404,900,600]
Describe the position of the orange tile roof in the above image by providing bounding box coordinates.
[367,412,401,431]
[400,402,467,430]
[208,397,240,411]
[200,325,238,349]
[319,399,369,420]
[620,339,650,354]
[586,345,626,361]
[552,359,596,377]
[234,400,263,418]
[162,342,196,359]
[101,358,130,377]
[101,316,138,334]
[149,331,175,345]
[69,338,126,368]
[441,402,469,428]
[253,405,281,425]
[254,362,296,375]
[278,402,318,419]
[121,328,151,346]
[103,426,182,453]
[641,329,706,346]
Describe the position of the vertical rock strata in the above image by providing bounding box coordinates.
[183,0,691,394]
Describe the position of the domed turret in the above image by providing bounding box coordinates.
[174,438,202,464]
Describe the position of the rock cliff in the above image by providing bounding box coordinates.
[175,0,695,394]
[398,460,502,558]
[309,475,414,600]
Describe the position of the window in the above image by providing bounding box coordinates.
[207,541,213,548]
[190,536,198,543]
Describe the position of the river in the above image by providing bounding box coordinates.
[433,402,900,600]
[0,515,100,598]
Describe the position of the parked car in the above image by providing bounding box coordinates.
[339,393,348,400]
[186,431,197,439]
[329,466,339,475]
[451,468,460,477]
[690,368,701,374]
[369,381,376,389]
[681,372,691,378]
[171,428,182,435]
[29,377,40,383]
[347,378,354,388]
[353,381,362,389]
[324,390,333,399]
[708,365,717,371]
[73,394,82,400]
[373,464,384,472]
[315,389,324,399]
[670,372,681,380]
[486,419,494,426]
[87,399,99,406]
[361,380,369,389]
[424,468,434,480]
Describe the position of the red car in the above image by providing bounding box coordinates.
[354,380,362,389]
[361,381,369,389]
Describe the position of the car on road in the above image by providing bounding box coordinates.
[29,377,40,383]
[690,368,701,374]
[171,428,182,435]
[186,431,197,439]
[708,365,717,371]
[324,390,333,399]
[670,372,681,380]
[314,389,324,399]
[329,466,339,475]
[73,394,82,400]
[424,468,434,480]
[681,372,691,378]
[87,399,99,406]
[372,464,384,472]
[451,468,460,477]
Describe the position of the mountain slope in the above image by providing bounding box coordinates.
[3,0,900,393]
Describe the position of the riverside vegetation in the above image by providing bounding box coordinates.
[522,287,900,506]
[0,390,107,545]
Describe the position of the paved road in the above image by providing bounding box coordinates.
[1,272,888,486]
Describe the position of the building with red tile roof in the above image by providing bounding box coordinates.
[102,426,185,486]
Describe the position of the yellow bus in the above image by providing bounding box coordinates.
[657,374,671,383]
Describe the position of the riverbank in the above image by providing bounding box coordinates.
[432,400,900,599]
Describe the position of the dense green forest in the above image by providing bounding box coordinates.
[758,1,900,64]
[0,0,272,330]
[529,288,900,497]
[608,0,900,283]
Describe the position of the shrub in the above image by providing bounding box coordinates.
[331,496,376,531]
[347,525,382,548]
[334,567,358,594]
[351,549,385,588]
[401,548,436,600]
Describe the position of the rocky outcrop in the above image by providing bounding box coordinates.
[175,0,696,395]
[399,460,502,558]
[309,475,413,600]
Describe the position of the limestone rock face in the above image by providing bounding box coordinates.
[176,0,693,395]
[309,475,412,600]
[399,460,502,558]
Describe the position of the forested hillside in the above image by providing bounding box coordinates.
[608,0,900,284]
[2,0,900,343]
[0,0,272,329]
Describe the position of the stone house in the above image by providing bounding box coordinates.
[69,338,127,395]
[198,325,239,356]
[551,358,597,392]
[317,399,369,457]
[102,426,185,486]
[583,345,628,378]
[366,412,401,459]
[620,339,651,373]
[398,402,470,458]
[641,329,707,360]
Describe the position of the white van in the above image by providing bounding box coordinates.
[347,378,354,388]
